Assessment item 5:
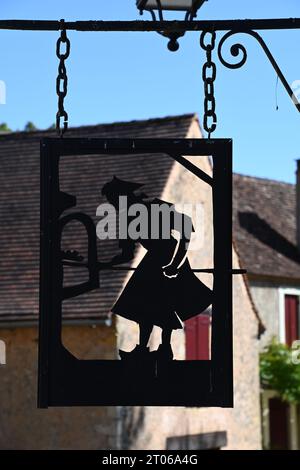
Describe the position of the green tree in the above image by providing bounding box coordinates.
[0,123,11,132]
[260,338,300,403]
[24,121,38,132]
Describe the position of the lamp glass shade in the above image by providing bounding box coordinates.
[137,0,199,11]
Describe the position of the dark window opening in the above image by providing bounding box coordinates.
[269,397,289,450]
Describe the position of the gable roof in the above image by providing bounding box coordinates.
[0,113,195,325]
[233,173,300,282]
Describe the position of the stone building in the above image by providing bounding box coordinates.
[0,113,262,449]
[233,169,300,450]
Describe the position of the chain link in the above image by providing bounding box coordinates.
[200,30,217,138]
[56,20,70,137]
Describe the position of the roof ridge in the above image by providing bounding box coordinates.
[0,113,197,140]
[233,171,294,187]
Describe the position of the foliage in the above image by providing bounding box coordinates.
[0,122,11,132]
[260,338,300,404]
[24,121,37,132]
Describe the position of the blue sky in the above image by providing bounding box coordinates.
[1,0,300,182]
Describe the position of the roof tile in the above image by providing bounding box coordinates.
[233,173,300,281]
[0,114,194,324]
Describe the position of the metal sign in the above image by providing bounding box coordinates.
[38,137,233,407]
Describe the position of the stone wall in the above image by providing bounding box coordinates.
[250,281,280,348]
[0,324,117,449]
[250,280,300,349]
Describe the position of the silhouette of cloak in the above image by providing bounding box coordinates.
[112,198,212,330]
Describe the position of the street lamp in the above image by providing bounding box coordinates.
[136,1,208,50]
[137,1,207,20]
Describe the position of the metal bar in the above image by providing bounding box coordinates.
[0,18,300,32]
[38,140,51,408]
[62,261,246,274]
[104,266,246,274]
[0,317,111,329]
[170,153,213,186]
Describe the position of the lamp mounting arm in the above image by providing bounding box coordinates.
[217,29,300,113]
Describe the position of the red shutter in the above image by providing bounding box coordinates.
[269,398,289,450]
[185,314,210,360]
[185,317,198,360]
[285,295,299,346]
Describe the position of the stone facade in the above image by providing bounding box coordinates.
[250,281,280,348]
[232,163,300,449]
[250,280,300,349]
[0,325,118,449]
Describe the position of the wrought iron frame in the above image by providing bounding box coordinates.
[39,137,233,408]
[0,17,299,112]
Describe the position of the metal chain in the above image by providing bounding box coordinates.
[56,20,70,137]
[200,30,217,138]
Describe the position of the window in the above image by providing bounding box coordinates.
[279,289,300,345]
[285,295,299,346]
[262,391,299,450]
[185,311,211,360]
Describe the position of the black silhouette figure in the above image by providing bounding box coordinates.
[101,176,212,361]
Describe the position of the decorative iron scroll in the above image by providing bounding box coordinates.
[38,138,234,408]
[217,30,300,113]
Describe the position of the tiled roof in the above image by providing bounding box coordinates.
[233,173,300,281]
[0,114,195,324]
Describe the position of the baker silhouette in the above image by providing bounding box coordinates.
[101,176,212,361]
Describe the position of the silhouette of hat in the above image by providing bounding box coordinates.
[102,176,144,197]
